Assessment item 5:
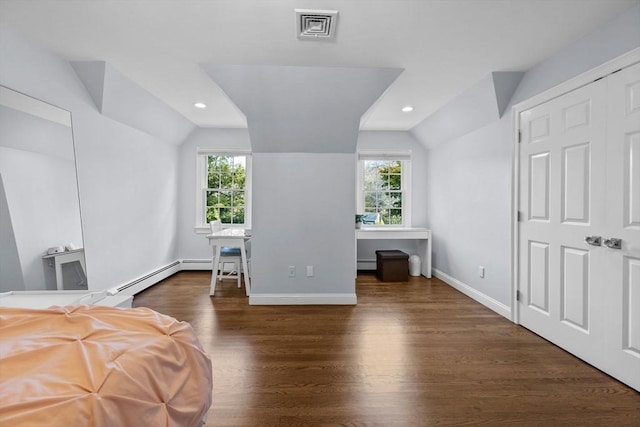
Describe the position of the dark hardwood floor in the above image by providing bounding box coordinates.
[133,271,640,426]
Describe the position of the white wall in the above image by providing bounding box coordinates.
[425,120,512,303]
[0,24,181,291]
[250,153,356,302]
[420,5,640,307]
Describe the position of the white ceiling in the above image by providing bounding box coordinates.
[1,0,637,130]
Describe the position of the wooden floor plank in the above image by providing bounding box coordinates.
[133,271,640,426]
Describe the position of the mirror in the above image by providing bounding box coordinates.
[0,86,86,292]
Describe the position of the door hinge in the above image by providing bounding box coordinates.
[516,290,522,302]
[517,211,522,222]
[518,130,522,143]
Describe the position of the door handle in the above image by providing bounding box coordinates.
[603,238,622,249]
[585,236,602,246]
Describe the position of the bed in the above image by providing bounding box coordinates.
[0,305,212,427]
[0,290,133,309]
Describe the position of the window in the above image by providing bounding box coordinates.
[196,149,251,229]
[357,151,411,226]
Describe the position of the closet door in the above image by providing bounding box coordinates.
[603,62,640,390]
[518,78,608,369]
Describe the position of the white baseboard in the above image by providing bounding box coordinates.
[357,259,376,270]
[110,261,181,296]
[114,261,509,315]
[433,268,511,319]
[180,259,212,270]
[249,293,357,305]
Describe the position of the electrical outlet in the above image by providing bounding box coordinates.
[479,266,485,278]
[306,265,314,277]
[288,266,296,278]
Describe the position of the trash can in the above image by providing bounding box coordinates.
[408,255,421,276]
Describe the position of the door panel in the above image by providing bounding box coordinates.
[602,62,640,390]
[519,77,607,371]
[562,99,591,132]
[623,255,640,355]
[626,133,640,228]
[560,246,589,331]
[529,152,550,221]
[528,240,550,313]
[561,143,590,224]
[529,114,550,142]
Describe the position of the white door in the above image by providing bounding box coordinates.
[602,62,640,389]
[518,62,640,391]
[519,78,608,369]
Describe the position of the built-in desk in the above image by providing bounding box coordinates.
[356,228,432,278]
[206,229,251,296]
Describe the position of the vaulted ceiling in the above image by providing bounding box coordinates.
[0,0,637,130]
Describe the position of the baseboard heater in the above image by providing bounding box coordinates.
[110,261,181,295]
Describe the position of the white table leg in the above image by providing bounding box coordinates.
[426,233,432,278]
[210,245,221,296]
[240,242,251,296]
[55,259,64,290]
[78,256,86,280]
[417,234,432,278]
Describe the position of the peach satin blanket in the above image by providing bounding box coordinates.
[0,305,212,427]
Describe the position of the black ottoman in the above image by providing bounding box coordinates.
[376,250,409,282]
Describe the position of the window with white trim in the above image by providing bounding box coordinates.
[357,151,411,226]
[195,149,251,229]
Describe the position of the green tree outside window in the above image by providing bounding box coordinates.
[205,155,246,224]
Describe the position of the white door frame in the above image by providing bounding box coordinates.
[511,47,640,323]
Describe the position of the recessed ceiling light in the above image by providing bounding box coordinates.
[194,102,207,109]
[401,105,414,112]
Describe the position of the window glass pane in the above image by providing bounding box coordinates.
[389,209,402,224]
[216,156,230,169]
[207,172,220,189]
[232,208,244,224]
[233,191,245,206]
[218,191,231,207]
[391,192,402,207]
[232,170,245,189]
[378,208,389,225]
[378,193,384,208]
[218,208,232,224]
[206,191,218,207]
[220,171,233,188]
[233,156,245,169]
[364,192,376,208]
[389,173,401,190]
[206,207,218,224]
[207,155,219,170]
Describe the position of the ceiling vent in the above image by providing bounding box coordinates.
[295,9,338,40]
